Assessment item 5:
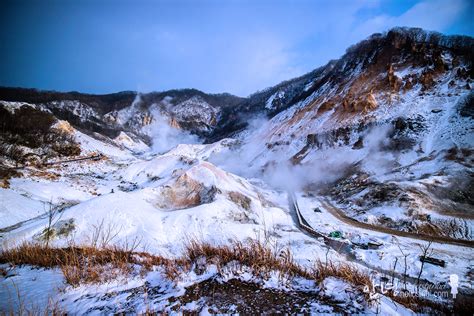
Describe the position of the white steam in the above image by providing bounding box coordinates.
[143,97,200,154]
[209,115,273,178]
[211,121,395,191]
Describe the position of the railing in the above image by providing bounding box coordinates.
[43,154,104,166]
[288,191,325,238]
[288,191,353,254]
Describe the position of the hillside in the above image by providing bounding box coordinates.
[0,27,473,314]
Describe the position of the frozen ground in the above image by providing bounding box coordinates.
[1,28,473,313]
[0,125,471,313]
[0,262,415,315]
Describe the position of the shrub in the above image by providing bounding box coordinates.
[1,238,447,313]
[0,105,81,163]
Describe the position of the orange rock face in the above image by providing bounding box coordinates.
[158,172,217,210]
[52,120,75,135]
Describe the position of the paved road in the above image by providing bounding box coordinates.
[317,198,474,248]
[287,191,439,288]
[287,191,474,299]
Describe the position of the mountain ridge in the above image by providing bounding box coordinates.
[1,27,472,143]
[1,26,473,313]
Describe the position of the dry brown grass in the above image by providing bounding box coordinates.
[28,170,60,181]
[1,238,370,290]
[312,259,371,288]
[1,243,127,285]
[389,293,449,314]
[1,238,451,313]
[3,298,65,316]
[0,167,22,189]
[184,238,373,296]
[185,239,310,279]
[0,242,177,286]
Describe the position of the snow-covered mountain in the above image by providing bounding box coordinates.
[229,27,474,240]
[0,87,244,141]
[0,27,473,314]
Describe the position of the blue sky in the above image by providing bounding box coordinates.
[0,0,472,96]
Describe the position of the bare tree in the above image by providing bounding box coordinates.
[417,240,434,294]
[391,257,398,285]
[44,200,59,248]
[89,219,121,248]
[396,239,409,290]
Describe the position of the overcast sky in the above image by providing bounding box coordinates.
[1,0,472,96]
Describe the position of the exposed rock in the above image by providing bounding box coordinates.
[1,28,472,143]
[352,136,364,149]
[228,191,252,211]
[316,100,335,115]
[157,172,217,210]
[387,64,402,92]
[52,120,75,135]
[420,70,435,90]
[459,92,474,118]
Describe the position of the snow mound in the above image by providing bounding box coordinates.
[3,157,289,256]
[0,189,45,228]
[114,131,149,153]
[75,130,135,160]
[119,139,238,184]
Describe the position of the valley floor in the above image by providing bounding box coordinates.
[0,136,473,314]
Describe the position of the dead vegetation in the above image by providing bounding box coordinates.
[1,243,135,285]
[390,293,450,314]
[312,259,371,288]
[185,239,310,279]
[0,167,22,188]
[0,104,81,168]
[0,236,456,313]
[0,236,369,291]
[2,289,65,316]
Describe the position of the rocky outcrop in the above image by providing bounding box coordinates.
[0,27,472,144]
[228,191,252,210]
[52,120,75,135]
[316,100,336,116]
[158,172,217,210]
[387,64,402,92]
[339,90,378,113]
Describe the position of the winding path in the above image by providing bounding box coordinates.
[317,197,474,248]
[287,191,474,292]
[288,191,474,248]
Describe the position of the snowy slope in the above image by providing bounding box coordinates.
[0,27,473,314]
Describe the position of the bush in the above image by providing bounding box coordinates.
[50,131,81,157]
[0,105,81,162]
[0,237,449,313]
[0,143,25,164]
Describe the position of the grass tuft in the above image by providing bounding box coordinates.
[2,238,448,313]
